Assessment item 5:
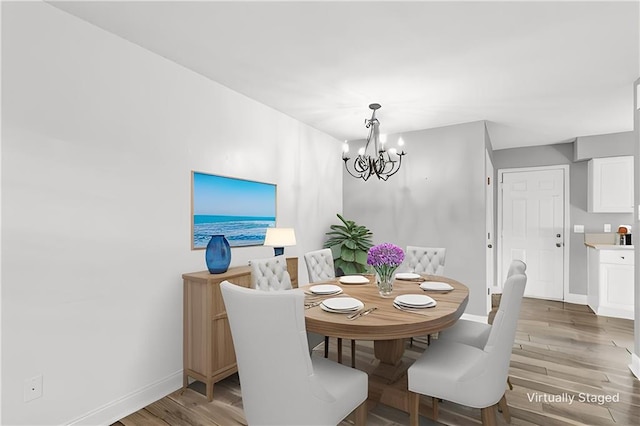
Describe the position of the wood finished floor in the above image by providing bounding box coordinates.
[112,298,639,426]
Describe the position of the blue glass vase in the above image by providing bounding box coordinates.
[205,235,231,274]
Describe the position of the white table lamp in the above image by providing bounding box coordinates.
[264,228,296,256]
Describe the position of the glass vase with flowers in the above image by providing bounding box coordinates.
[367,243,405,297]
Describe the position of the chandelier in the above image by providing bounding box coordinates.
[342,103,406,181]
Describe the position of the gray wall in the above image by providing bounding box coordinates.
[493,143,633,296]
[343,121,489,316]
[575,131,634,161]
[634,78,640,376]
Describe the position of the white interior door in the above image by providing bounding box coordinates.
[499,167,566,300]
[486,151,495,314]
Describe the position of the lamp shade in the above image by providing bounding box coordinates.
[264,228,297,247]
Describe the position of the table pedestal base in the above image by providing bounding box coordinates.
[368,339,412,412]
[373,339,406,365]
[368,374,439,422]
[367,339,437,419]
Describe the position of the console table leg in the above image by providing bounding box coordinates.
[206,381,214,401]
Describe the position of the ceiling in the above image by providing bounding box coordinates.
[50,1,639,150]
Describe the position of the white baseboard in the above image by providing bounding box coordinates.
[564,293,587,305]
[594,306,634,320]
[67,370,183,426]
[494,291,588,306]
[630,352,640,380]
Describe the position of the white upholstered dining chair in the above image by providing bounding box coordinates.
[304,248,336,282]
[405,246,447,346]
[437,259,526,416]
[407,268,527,426]
[221,281,368,426]
[304,249,355,367]
[251,255,323,352]
[250,255,292,291]
[405,246,447,275]
[438,260,526,347]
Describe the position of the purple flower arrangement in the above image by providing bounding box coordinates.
[368,243,405,296]
[367,243,405,268]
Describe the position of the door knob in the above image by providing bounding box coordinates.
[487,244,493,248]
[556,243,562,247]
[556,234,561,238]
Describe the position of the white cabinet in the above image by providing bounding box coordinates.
[588,156,634,213]
[587,247,634,320]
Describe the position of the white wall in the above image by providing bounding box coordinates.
[1,2,342,424]
[343,121,489,316]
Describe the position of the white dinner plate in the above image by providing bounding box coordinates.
[321,297,364,312]
[394,300,437,310]
[309,284,343,295]
[395,272,422,280]
[394,294,436,308]
[419,281,454,291]
[321,304,363,313]
[339,275,370,284]
[393,300,437,311]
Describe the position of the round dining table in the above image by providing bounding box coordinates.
[302,274,469,413]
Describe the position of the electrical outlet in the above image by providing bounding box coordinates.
[574,225,584,233]
[24,375,42,402]
[604,224,611,232]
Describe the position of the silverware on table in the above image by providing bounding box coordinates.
[393,304,430,314]
[347,306,377,320]
[305,301,323,309]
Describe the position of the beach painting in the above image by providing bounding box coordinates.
[192,172,276,249]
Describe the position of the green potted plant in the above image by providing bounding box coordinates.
[323,213,373,276]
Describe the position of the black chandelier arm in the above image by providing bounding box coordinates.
[376,153,404,180]
[343,159,362,179]
[353,156,368,173]
[343,157,374,181]
[370,155,391,178]
[359,156,377,180]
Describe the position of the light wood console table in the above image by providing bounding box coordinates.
[182,257,298,400]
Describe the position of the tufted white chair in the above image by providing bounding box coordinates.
[408,267,527,426]
[439,260,526,347]
[221,281,368,426]
[250,255,292,291]
[304,249,356,367]
[436,259,526,420]
[405,246,446,346]
[405,246,446,275]
[304,248,336,282]
[251,255,323,352]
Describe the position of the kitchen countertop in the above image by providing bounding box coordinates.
[584,243,634,250]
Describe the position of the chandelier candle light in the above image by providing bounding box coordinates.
[367,243,405,297]
[342,103,406,181]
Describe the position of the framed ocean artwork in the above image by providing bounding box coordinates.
[191,171,277,249]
